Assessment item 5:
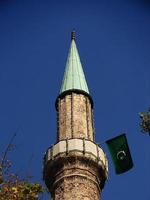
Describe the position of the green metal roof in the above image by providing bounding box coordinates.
[60,32,89,94]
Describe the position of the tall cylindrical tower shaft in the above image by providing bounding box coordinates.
[43,32,108,200]
[56,92,94,141]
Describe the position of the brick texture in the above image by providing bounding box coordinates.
[51,157,100,200]
[44,92,106,200]
[57,93,94,141]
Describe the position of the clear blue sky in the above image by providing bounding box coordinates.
[0,0,150,199]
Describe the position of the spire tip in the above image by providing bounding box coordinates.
[71,30,75,40]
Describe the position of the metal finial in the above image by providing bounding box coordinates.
[71,31,75,40]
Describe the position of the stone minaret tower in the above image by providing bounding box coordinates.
[43,32,108,200]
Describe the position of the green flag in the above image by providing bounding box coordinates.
[106,134,133,174]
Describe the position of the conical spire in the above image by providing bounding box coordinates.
[60,31,89,94]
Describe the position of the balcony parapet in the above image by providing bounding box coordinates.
[44,138,108,179]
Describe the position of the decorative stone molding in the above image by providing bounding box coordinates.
[44,138,108,172]
[43,138,108,192]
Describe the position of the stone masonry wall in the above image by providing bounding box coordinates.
[51,157,100,200]
[49,92,102,200]
[57,93,94,141]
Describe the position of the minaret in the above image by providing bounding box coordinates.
[43,32,108,200]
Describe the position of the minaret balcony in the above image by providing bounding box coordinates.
[43,138,108,191]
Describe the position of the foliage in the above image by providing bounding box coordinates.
[0,133,45,200]
[139,110,150,134]
[0,158,44,200]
